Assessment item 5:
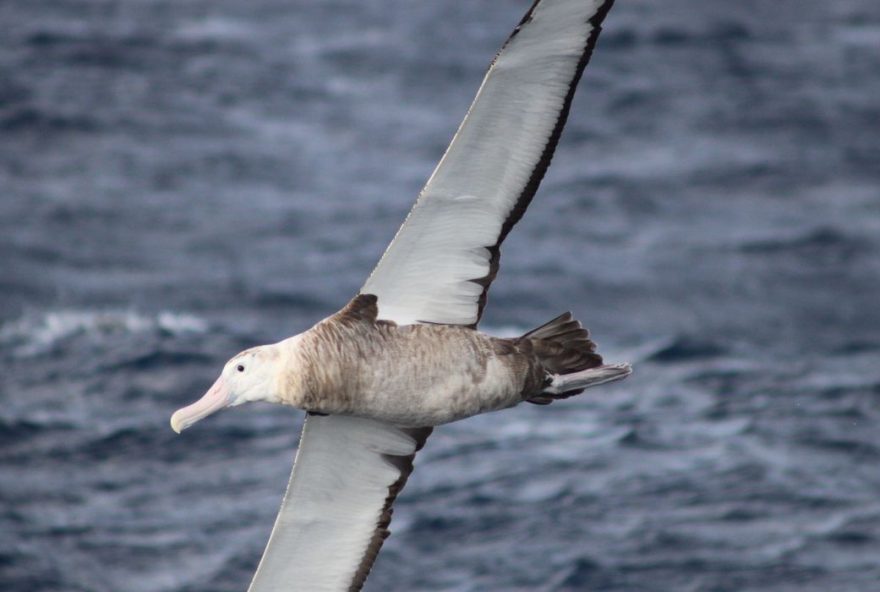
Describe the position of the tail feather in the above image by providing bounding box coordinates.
[544,364,632,397]
[518,312,601,376]
[519,312,631,404]
[522,312,592,345]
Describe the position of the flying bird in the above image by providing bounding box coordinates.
[171,0,628,590]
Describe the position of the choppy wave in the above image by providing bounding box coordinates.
[0,310,209,358]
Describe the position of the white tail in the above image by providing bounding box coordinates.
[543,363,632,396]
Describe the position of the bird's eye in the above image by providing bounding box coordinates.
[236,364,245,372]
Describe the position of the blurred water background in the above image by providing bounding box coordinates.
[2,0,880,590]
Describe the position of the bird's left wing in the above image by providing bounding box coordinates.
[363,0,616,327]
[248,415,431,592]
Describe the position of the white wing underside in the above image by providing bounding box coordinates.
[248,416,429,592]
[250,1,614,590]
[363,0,613,326]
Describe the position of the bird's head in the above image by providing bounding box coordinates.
[170,345,282,433]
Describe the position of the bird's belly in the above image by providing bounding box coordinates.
[349,355,523,427]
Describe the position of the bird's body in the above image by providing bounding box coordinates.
[284,300,535,427]
[269,294,626,427]
[170,1,630,590]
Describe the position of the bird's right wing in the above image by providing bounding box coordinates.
[248,415,431,592]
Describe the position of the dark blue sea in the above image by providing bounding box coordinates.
[2,1,879,590]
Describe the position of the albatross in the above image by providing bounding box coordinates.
[171,0,628,590]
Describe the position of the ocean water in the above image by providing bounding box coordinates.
[2,0,879,590]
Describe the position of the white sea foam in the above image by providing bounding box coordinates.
[172,17,255,44]
[0,309,209,357]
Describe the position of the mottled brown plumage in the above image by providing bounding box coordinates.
[279,294,607,427]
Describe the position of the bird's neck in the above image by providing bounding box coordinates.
[272,334,310,409]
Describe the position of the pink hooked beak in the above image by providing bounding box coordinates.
[170,376,231,433]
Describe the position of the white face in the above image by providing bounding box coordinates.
[170,345,279,433]
[222,347,279,406]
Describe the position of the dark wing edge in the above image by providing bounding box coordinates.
[360,0,618,328]
[348,426,433,592]
[247,417,432,592]
[472,0,617,325]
